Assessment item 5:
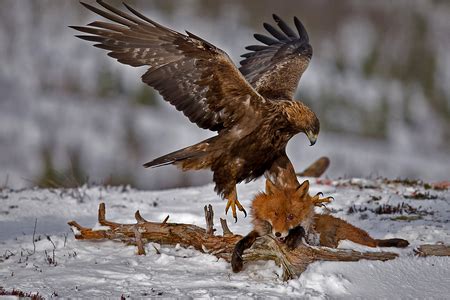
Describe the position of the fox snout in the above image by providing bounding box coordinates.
[273,230,289,242]
[273,225,306,245]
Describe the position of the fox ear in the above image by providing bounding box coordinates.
[265,179,280,195]
[295,180,309,198]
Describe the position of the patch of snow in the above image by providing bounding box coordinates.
[91,223,111,232]
[0,178,448,298]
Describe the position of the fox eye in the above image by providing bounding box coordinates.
[287,214,294,221]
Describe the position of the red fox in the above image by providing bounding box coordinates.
[232,179,409,272]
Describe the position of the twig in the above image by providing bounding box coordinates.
[152,244,161,255]
[220,218,233,236]
[1,250,16,261]
[161,215,170,225]
[31,219,37,255]
[46,235,56,250]
[63,233,68,247]
[135,210,149,223]
[133,226,146,255]
[204,204,215,235]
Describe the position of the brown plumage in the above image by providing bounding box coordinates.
[72,1,320,221]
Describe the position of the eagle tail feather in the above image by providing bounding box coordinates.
[143,137,216,169]
[143,148,202,168]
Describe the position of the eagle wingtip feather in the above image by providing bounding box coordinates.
[80,1,95,11]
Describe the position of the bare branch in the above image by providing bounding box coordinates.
[135,210,148,224]
[161,215,170,225]
[220,218,233,236]
[204,204,215,235]
[152,244,161,255]
[132,226,146,255]
[31,218,37,255]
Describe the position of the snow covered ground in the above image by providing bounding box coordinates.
[0,177,449,298]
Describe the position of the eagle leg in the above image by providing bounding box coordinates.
[225,187,247,222]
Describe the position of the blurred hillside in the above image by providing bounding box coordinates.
[0,0,449,190]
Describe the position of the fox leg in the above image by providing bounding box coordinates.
[225,186,247,222]
[231,230,260,273]
[285,225,306,250]
[315,215,409,248]
[335,220,409,248]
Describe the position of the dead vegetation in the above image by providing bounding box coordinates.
[347,202,432,218]
[0,287,44,300]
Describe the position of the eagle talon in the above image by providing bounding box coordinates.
[312,193,334,207]
[315,192,323,197]
[225,196,247,222]
[225,201,231,215]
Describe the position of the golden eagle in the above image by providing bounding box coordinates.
[72,1,319,221]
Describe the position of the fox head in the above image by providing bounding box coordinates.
[251,179,326,242]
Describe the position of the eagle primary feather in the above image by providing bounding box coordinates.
[240,14,312,100]
[72,1,320,221]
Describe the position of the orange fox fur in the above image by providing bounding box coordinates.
[232,179,409,272]
[251,179,316,242]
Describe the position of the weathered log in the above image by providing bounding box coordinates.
[414,244,450,257]
[296,156,330,177]
[68,203,401,280]
[68,203,240,260]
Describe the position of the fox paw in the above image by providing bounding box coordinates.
[285,235,301,250]
[285,226,306,250]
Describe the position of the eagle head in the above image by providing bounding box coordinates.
[305,115,320,146]
[298,43,313,60]
[284,102,320,146]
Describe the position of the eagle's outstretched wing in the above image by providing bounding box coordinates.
[239,15,312,100]
[72,0,265,132]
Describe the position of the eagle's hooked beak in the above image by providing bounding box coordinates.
[306,131,318,146]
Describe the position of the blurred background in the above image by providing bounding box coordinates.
[0,0,449,190]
